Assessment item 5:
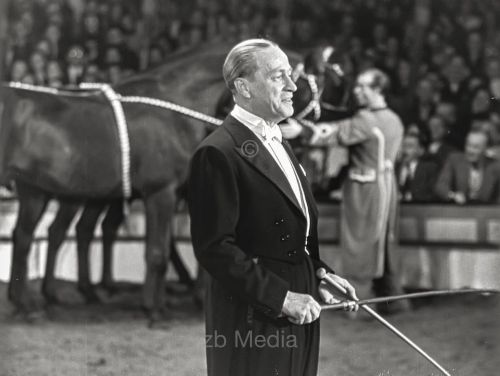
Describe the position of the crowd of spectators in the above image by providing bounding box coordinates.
[2,0,500,204]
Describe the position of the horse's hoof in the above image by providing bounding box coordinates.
[9,290,47,314]
[77,285,102,304]
[24,309,48,323]
[99,281,119,296]
[42,285,61,305]
[11,307,48,324]
[43,292,61,305]
[147,310,162,328]
[148,312,173,330]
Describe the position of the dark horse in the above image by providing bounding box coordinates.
[0,42,229,321]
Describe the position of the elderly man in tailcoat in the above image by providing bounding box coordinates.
[311,68,407,313]
[188,39,357,376]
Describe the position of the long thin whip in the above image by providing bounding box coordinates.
[317,268,453,376]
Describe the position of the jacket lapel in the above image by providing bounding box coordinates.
[224,117,304,215]
[282,140,318,220]
[458,158,471,194]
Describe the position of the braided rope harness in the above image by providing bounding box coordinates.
[79,83,132,198]
[7,82,223,199]
[295,72,322,122]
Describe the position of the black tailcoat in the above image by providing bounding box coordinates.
[188,115,332,376]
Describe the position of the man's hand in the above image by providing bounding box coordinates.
[318,273,359,312]
[452,191,466,205]
[309,123,338,145]
[279,118,303,139]
[281,291,321,325]
[448,191,466,204]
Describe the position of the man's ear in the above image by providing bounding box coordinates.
[234,78,252,99]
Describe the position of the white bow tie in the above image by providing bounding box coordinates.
[261,122,283,143]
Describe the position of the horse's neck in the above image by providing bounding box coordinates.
[294,77,314,113]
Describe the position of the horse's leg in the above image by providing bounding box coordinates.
[193,265,207,310]
[8,182,49,314]
[143,185,176,324]
[170,237,194,288]
[100,199,124,293]
[42,201,80,304]
[75,201,106,303]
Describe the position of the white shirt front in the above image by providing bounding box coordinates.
[231,105,311,250]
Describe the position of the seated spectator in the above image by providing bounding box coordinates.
[34,39,53,58]
[396,133,440,202]
[29,51,48,85]
[485,58,500,99]
[21,73,35,84]
[402,78,437,141]
[435,131,500,204]
[81,63,102,83]
[105,26,139,71]
[46,60,64,87]
[102,46,122,67]
[83,39,100,65]
[79,12,101,41]
[484,112,500,158]
[435,101,468,150]
[427,114,456,167]
[64,44,87,86]
[440,54,470,106]
[8,59,29,82]
[463,31,485,73]
[147,44,165,69]
[106,64,122,84]
[44,22,64,60]
[468,86,494,125]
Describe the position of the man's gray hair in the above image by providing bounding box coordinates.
[361,68,391,94]
[223,38,277,92]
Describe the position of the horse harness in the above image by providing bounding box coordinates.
[291,64,322,123]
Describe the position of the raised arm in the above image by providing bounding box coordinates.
[309,110,374,146]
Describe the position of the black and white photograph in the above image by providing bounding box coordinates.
[0,0,499,375]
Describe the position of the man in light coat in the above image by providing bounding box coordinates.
[311,69,407,313]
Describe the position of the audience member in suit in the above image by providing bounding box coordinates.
[426,115,456,168]
[439,55,470,107]
[401,78,437,141]
[435,101,468,150]
[396,133,440,202]
[435,131,500,204]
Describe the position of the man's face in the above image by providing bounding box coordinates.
[428,116,447,141]
[465,133,488,163]
[416,80,434,103]
[401,136,422,162]
[354,72,379,107]
[436,103,456,124]
[245,47,296,123]
[486,60,500,79]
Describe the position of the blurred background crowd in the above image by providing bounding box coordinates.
[2,0,500,204]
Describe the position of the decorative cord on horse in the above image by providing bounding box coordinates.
[7,81,224,202]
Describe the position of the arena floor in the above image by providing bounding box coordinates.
[0,280,499,376]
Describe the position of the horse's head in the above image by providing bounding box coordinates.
[293,45,354,123]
